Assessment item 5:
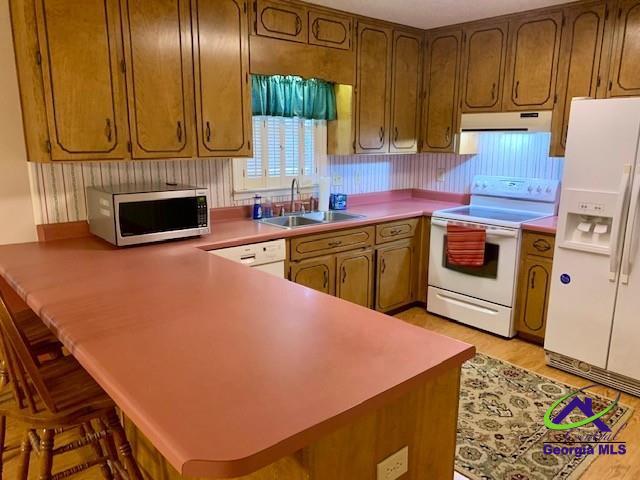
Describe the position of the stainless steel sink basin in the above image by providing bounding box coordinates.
[300,211,366,223]
[258,211,366,230]
[259,216,323,229]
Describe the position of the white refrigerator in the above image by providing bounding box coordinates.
[545,97,640,396]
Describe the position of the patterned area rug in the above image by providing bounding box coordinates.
[455,354,633,480]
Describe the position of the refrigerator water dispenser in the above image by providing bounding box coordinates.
[558,189,620,255]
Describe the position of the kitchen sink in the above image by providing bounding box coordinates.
[258,211,366,229]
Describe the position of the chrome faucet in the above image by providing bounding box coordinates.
[290,178,300,213]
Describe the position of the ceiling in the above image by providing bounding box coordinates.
[304,0,569,29]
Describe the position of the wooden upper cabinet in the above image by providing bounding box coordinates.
[355,22,392,154]
[421,29,462,153]
[550,2,607,156]
[309,10,352,50]
[34,0,129,160]
[607,0,640,97]
[504,11,563,110]
[192,0,252,157]
[390,30,422,154]
[461,22,508,112]
[254,0,307,43]
[122,0,195,159]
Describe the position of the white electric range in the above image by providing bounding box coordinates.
[427,175,560,337]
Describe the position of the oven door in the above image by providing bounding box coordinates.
[428,217,520,307]
[114,190,209,246]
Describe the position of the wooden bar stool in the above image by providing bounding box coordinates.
[0,296,142,480]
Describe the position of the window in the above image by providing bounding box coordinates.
[233,117,327,194]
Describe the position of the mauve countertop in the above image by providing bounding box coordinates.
[0,197,474,478]
[522,216,558,235]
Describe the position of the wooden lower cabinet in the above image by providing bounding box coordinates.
[515,232,556,343]
[375,239,416,312]
[336,249,374,308]
[290,256,335,295]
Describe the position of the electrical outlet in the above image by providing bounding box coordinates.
[332,174,343,186]
[437,168,446,183]
[377,446,408,480]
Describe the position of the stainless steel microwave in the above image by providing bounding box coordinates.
[87,184,210,246]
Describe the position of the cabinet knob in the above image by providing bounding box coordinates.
[105,118,112,143]
[176,121,183,143]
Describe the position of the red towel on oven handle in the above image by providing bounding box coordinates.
[446,224,486,267]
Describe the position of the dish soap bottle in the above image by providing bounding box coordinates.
[252,195,263,220]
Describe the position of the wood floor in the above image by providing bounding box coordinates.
[2,307,639,479]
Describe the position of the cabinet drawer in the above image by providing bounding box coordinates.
[290,226,374,261]
[375,218,419,244]
[522,232,555,258]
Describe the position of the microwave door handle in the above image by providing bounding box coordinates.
[621,172,640,284]
[610,165,633,282]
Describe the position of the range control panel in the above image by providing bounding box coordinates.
[471,175,560,203]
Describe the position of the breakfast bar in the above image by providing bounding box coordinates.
[0,202,474,479]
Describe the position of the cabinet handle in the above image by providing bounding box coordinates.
[379,126,384,142]
[312,20,320,38]
[515,80,520,99]
[341,265,347,283]
[205,121,212,143]
[491,83,496,100]
[530,270,536,290]
[381,258,386,274]
[177,121,183,142]
[323,270,328,288]
[105,118,112,142]
[328,240,343,247]
[295,16,302,35]
[389,228,401,236]
[394,127,399,142]
[533,239,551,252]
[445,126,451,142]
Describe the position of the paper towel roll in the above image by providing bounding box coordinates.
[319,177,330,211]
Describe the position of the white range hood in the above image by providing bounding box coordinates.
[460,111,552,133]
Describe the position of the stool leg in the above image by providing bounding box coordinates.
[38,428,55,480]
[106,409,142,480]
[82,421,113,480]
[17,429,32,480]
[0,415,5,477]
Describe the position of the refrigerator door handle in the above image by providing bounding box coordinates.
[621,173,640,284]
[610,165,633,282]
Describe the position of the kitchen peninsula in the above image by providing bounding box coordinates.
[0,199,474,479]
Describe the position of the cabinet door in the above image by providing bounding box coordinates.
[421,29,462,153]
[551,3,606,156]
[122,0,195,159]
[376,240,415,312]
[34,0,128,160]
[607,0,640,97]
[309,10,352,50]
[290,256,335,295]
[504,12,563,110]
[390,30,422,154]
[192,0,252,157]
[516,256,553,342]
[355,22,392,154]
[255,0,307,43]
[336,250,373,308]
[461,22,508,112]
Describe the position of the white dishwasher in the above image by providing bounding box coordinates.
[208,239,286,278]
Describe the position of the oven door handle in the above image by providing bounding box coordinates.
[431,218,518,238]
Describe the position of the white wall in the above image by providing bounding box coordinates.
[0,3,37,244]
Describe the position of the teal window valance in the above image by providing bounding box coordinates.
[251,74,337,121]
